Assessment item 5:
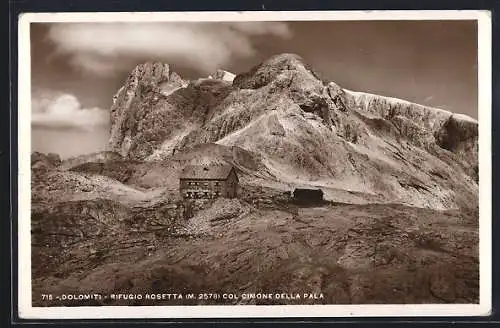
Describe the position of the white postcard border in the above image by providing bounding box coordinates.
[17,10,492,319]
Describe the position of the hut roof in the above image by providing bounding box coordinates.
[180,164,234,180]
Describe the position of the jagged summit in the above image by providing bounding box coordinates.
[259,52,306,68]
[208,69,236,83]
[130,61,170,80]
[232,53,313,90]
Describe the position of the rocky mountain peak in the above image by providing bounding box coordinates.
[109,61,188,157]
[130,61,171,83]
[233,53,311,90]
[261,52,306,68]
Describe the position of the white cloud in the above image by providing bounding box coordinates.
[32,90,108,130]
[46,22,292,76]
[227,22,291,36]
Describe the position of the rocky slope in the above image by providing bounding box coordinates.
[32,162,479,306]
[108,54,478,210]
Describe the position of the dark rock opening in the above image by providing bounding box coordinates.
[292,188,324,204]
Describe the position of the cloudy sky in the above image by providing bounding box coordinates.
[30,20,478,158]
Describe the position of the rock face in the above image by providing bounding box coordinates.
[211,69,236,83]
[109,62,232,160]
[107,53,478,210]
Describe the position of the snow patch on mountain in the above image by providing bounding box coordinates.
[344,89,477,125]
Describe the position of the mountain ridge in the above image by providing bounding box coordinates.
[104,53,477,210]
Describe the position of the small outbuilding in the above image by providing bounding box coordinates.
[292,188,324,204]
[179,164,239,199]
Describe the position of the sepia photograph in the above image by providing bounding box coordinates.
[18,10,491,319]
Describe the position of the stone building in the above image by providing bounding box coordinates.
[179,164,239,199]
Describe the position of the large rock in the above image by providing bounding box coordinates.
[31,151,62,170]
[212,69,236,83]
